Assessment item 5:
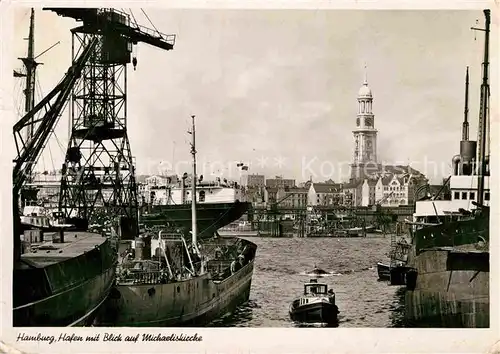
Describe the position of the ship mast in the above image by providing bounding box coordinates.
[13,9,60,187]
[188,115,199,253]
[14,8,38,179]
[22,9,36,122]
[462,67,469,141]
[472,9,490,206]
[12,8,39,213]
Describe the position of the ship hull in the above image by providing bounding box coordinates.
[141,201,251,238]
[13,267,115,326]
[13,234,117,327]
[404,210,490,328]
[96,237,257,326]
[97,261,254,326]
[404,248,489,328]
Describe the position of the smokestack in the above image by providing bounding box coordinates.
[462,66,470,141]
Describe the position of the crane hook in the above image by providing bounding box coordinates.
[132,57,137,71]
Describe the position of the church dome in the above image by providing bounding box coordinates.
[358,83,372,97]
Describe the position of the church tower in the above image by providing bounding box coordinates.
[350,66,378,180]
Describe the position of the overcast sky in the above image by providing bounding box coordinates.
[13,8,497,184]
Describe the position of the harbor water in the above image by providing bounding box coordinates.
[209,235,406,327]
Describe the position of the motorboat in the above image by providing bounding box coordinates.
[377,262,390,281]
[289,279,339,325]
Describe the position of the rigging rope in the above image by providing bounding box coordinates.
[35,72,67,154]
[13,78,23,117]
[128,8,139,27]
[35,72,64,172]
[141,9,161,36]
[47,142,56,173]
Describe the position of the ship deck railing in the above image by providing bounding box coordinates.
[118,270,168,285]
[206,260,236,281]
[414,216,489,254]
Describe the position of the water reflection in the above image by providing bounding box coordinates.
[208,300,257,327]
[389,286,406,328]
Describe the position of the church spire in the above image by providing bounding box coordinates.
[351,62,378,181]
[363,62,368,85]
[358,62,372,98]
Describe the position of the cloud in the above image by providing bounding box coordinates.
[15,9,496,186]
[230,65,274,98]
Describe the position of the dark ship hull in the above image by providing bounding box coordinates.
[13,231,117,326]
[141,201,251,238]
[377,262,411,284]
[289,299,339,325]
[96,237,257,326]
[404,215,489,328]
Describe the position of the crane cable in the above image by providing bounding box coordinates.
[141,8,161,37]
[128,8,139,27]
[35,72,65,163]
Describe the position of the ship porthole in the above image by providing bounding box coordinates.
[177,286,180,293]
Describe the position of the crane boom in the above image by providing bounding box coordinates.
[43,8,175,50]
[375,191,394,206]
[275,192,295,206]
[13,38,99,193]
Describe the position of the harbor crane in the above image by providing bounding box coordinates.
[45,8,175,235]
[13,8,175,261]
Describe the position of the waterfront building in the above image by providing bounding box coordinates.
[241,173,266,188]
[361,178,378,206]
[307,182,342,206]
[341,180,363,207]
[266,176,296,189]
[282,187,308,208]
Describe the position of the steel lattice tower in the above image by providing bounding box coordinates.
[59,14,137,225]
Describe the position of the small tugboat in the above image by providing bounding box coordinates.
[289,279,339,325]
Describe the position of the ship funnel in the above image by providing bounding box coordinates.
[457,66,476,176]
[452,155,461,176]
[459,140,477,175]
